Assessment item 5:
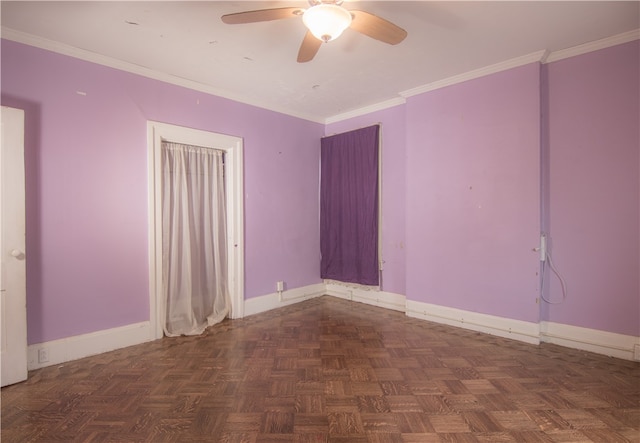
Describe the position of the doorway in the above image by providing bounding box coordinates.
[147,122,244,339]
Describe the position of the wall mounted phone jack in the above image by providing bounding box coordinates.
[539,233,547,262]
[534,233,547,261]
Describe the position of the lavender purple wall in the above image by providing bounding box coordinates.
[2,36,638,346]
[544,41,639,336]
[1,40,323,345]
[325,105,407,295]
[405,64,542,323]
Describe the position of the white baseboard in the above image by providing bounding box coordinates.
[540,321,640,361]
[406,300,541,345]
[27,321,155,370]
[27,289,638,371]
[325,283,406,312]
[26,283,325,371]
[243,283,326,317]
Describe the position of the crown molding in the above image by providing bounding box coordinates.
[324,97,406,125]
[4,25,638,125]
[544,28,640,63]
[328,28,639,121]
[1,27,325,124]
[399,50,548,99]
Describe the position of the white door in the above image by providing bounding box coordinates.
[1,106,28,387]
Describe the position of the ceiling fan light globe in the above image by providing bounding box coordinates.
[302,4,352,42]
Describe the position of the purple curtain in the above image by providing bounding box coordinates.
[320,125,379,286]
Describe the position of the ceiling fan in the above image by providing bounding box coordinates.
[221,0,407,63]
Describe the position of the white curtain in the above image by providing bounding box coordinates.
[162,142,230,336]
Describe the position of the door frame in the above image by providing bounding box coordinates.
[147,121,245,340]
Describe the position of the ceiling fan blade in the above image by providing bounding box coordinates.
[297,30,322,63]
[221,7,303,25]
[349,10,407,45]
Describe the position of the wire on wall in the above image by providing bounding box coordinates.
[540,235,568,304]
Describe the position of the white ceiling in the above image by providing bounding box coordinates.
[1,1,639,122]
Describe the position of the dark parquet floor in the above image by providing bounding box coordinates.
[2,296,639,442]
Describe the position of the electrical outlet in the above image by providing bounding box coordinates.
[276,281,284,292]
[38,348,49,363]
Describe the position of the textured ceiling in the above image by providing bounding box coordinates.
[1,1,639,122]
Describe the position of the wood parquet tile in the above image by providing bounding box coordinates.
[2,296,639,442]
